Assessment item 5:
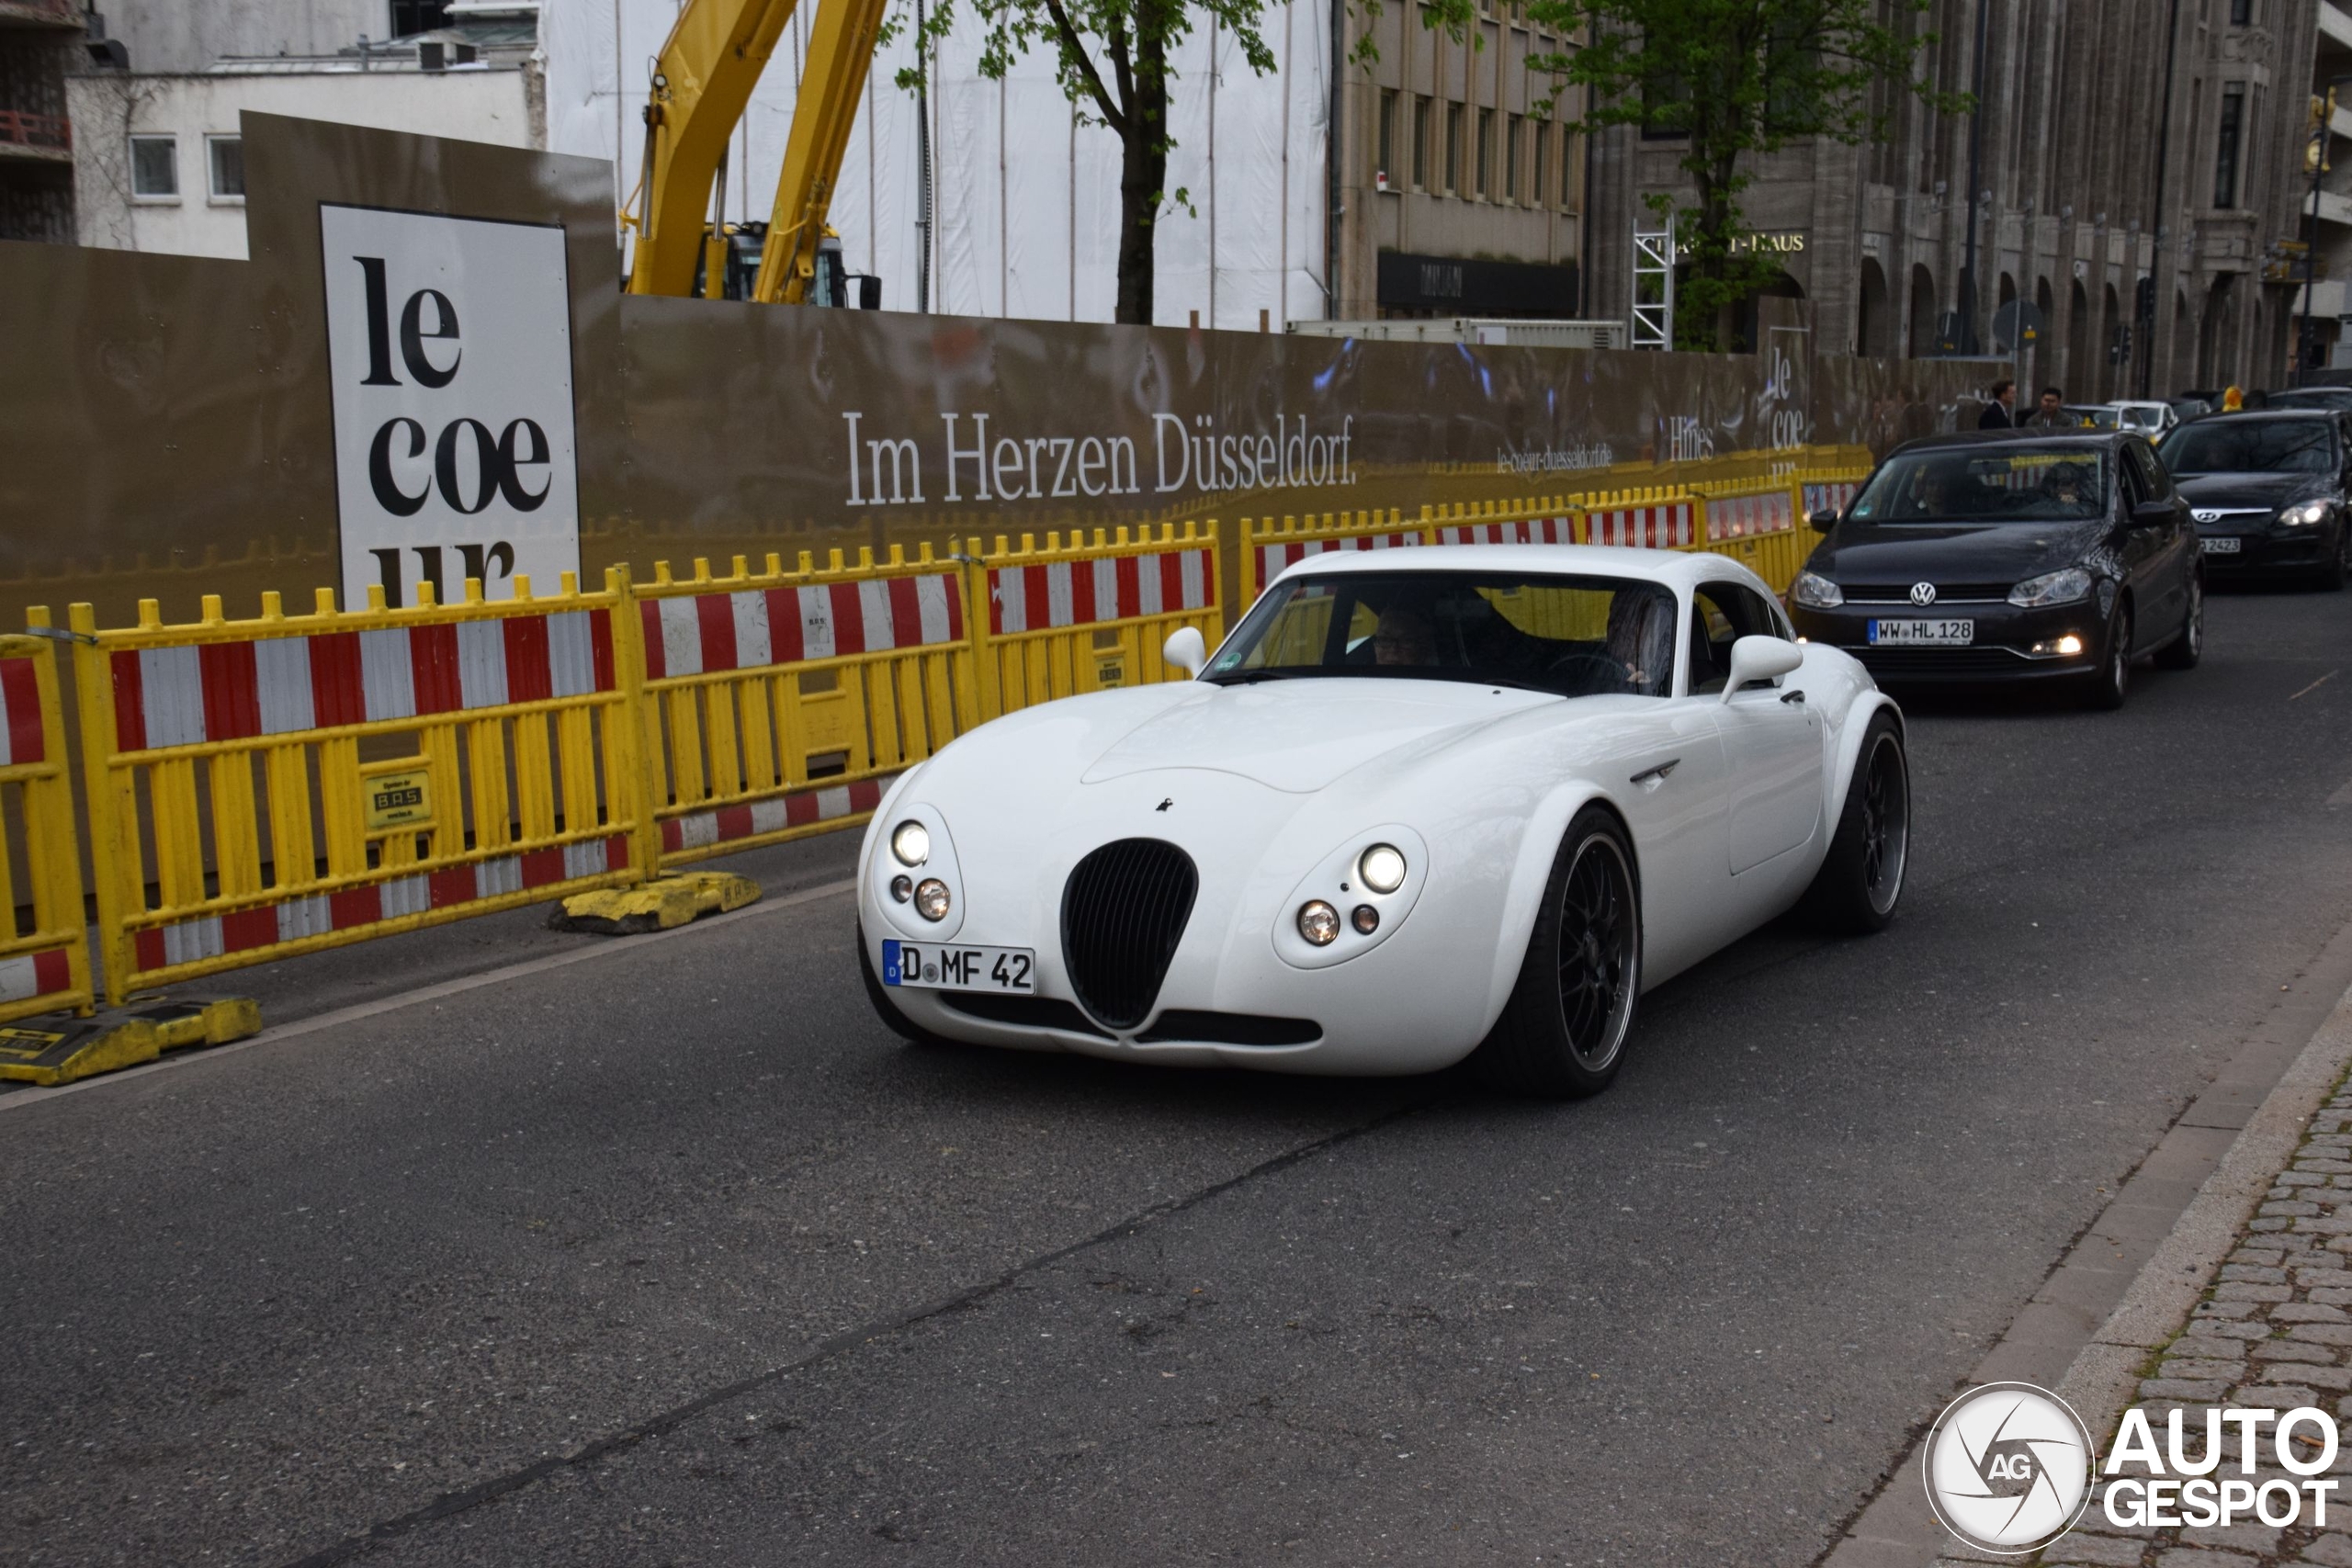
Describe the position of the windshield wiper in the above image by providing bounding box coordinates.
[1202,670,1302,684]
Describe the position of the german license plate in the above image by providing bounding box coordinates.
[2200,536,2242,554]
[882,940,1035,993]
[1867,618,1974,646]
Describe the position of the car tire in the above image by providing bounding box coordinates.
[2154,572,2203,670]
[1472,806,1641,1100]
[2084,604,2132,711]
[1797,711,1910,936]
[857,920,954,1047]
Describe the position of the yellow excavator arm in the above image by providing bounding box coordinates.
[626,0,891,307]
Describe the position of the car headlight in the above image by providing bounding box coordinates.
[1791,570,1844,609]
[914,878,951,920]
[890,820,930,866]
[2279,499,2331,527]
[1297,901,1340,946]
[2008,567,2094,607]
[1358,843,1407,894]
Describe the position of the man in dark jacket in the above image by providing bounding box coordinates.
[1979,379,2017,429]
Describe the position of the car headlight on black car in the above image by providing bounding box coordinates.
[2278,499,2331,527]
[1791,570,1844,609]
[2007,567,2093,608]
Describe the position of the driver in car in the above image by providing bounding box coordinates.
[2040,461,2096,515]
[1373,604,1438,667]
[1601,591,1673,695]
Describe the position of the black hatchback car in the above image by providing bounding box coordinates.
[2154,410,2352,587]
[1786,431,2200,708]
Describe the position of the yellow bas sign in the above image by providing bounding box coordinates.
[365,768,432,831]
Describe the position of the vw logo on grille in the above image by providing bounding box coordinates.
[2193,508,2222,524]
[1910,581,1938,606]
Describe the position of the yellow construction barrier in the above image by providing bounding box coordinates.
[974,521,1222,710]
[635,546,978,867]
[69,572,650,1003]
[0,613,92,1029]
[1241,510,1425,604]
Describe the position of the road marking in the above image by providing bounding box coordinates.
[0,877,857,1112]
[2290,669,2339,701]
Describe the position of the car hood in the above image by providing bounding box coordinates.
[1080,678,1557,793]
[2173,471,2328,512]
[1814,519,2100,584]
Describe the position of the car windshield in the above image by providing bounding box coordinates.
[2158,418,2338,475]
[2265,390,2352,412]
[2114,405,2163,431]
[1849,446,2110,523]
[1207,570,1679,698]
[2065,406,2120,429]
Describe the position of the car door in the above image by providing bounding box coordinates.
[1690,581,1822,877]
[2109,446,2168,651]
[2121,438,2191,641]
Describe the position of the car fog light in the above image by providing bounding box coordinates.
[889,874,913,903]
[1351,904,1380,935]
[2056,634,2083,656]
[914,878,951,920]
[890,820,931,866]
[1358,843,1407,894]
[1297,900,1340,946]
[2028,635,2086,658]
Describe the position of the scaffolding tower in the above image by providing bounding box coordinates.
[1631,229,1676,351]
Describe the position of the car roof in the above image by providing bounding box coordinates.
[2177,408,2339,423]
[1272,542,1747,592]
[1883,428,2121,458]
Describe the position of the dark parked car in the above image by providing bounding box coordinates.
[2155,410,2352,588]
[2260,388,2352,414]
[1787,431,2200,709]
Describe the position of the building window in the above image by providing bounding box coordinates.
[1476,108,1494,197]
[1378,90,1396,186]
[2229,0,2251,22]
[130,134,177,199]
[2214,83,2245,209]
[1563,125,1575,206]
[1446,103,1463,193]
[1505,114,1522,202]
[390,0,451,37]
[1412,96,1430,188]
[1532,120,1548,209]
[207,134,245,201]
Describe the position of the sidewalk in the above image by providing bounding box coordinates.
[2026,1067,2352,1567]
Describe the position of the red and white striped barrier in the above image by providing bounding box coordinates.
[109,611,619,752]
[641,574,964,680]
[130,836,631,971]
[660,777,888,857]
[1803,480,1860,518]
[990,548,1211,635]
[0,947,73,1005]
[1431,517,1578,547]
[1706,491,1797,542]
[0,656,44,767]
[1257,531,1418,589]
[1584,502,1695,549]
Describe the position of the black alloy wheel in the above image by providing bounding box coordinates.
[2086,604,2132,710]
[1798,711,1909,935]
[2155,571,2203,670]
[1473,806,1642,1099]
[2324,523,2352,592]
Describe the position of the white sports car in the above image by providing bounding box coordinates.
[857,545,1907,1096]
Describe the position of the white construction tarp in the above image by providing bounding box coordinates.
[540,0,1329,328]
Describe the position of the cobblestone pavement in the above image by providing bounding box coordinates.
[2030,1076,2352,1568]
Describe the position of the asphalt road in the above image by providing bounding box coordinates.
[9,585,2352,1567]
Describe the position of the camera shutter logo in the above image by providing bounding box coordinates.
[1910,581,1938,607]
[1921,1382,2095,1553]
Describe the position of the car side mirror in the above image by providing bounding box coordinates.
[2130,500,2174,529]
[1162,626,1207,676]
[1722,635,1804,701]
[1807,508,1839,534]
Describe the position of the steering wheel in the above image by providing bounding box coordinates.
[1544,650,1635,694]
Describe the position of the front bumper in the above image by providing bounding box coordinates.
[2194,525,2329,573]
[1787,598,2104,684]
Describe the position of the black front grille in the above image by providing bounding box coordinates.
[1060,839,1199,1030]
[1849,646,2041,677]
[1136,1010,1322,1046]
[1844,581,2014,604]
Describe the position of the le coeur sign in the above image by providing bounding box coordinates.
[320,204,582,609]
